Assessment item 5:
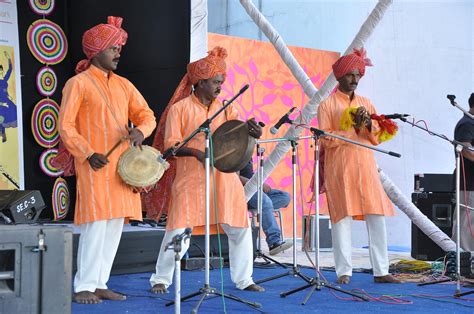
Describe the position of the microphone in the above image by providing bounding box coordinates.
[270,107,296,134]
[239,84,250,94]
[166,228,192,251]
[381,113,410,119]
[447,94,456,105]
[175,227,192,241]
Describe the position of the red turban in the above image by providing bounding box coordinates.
[332,47,373,80]
[75,16,128,74]
[142,47,228,221]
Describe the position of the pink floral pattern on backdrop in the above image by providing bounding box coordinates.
[209,33,339,237]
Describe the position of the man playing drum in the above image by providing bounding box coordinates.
[148,47,265,293]
[58,16,156,304]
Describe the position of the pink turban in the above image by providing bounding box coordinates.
[332,47,373,80]
[75,16,128,74]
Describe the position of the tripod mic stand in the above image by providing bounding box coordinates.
[398,116,474,297]
[280,127,401,303]
[162,85,261,313]
[252,137,313,287]
[252,144,290,273]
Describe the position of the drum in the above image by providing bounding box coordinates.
[117,145,169,192]
[212,120,255,173]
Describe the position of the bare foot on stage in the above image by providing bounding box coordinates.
[94,289,127,300]
[150,283,168,294]
[73,291,102,304]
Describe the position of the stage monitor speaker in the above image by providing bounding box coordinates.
[0,225,72,314]
[411,192,454,261]
[414,173,453,193]
[0,190,45,224]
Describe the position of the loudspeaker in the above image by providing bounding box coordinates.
[414,173,454,193]
[0,225,72,314]
[411,192,454,261]
[0,190,45,224]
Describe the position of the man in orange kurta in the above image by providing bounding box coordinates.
[317,48,400,284]
[149,47,264,293]
[58,17,156,304]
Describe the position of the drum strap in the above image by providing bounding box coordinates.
[84,72,128,138]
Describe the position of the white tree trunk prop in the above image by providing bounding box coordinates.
[240,0,456,250]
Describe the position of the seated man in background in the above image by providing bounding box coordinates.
[240,160,292,255]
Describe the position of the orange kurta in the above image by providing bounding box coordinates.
[164,94,248,230]
[317,89,394,224]
[58,65,156,225]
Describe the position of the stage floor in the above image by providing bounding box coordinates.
[71,267,474,313]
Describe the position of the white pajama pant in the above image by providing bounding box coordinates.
[74,218,124,293]
[150,224,255,290]
[331,215,389,277]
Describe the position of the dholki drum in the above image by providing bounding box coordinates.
[118,145,169,192]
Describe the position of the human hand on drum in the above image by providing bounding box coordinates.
[247,118,262,138]
[88,153,109,171]
[126,126,145,149]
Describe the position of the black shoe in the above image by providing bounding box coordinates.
[269,240,293,256]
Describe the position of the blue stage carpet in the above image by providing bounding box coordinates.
[73,267,474,313]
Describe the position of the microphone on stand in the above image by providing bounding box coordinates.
[381,113,410,120]
[447,94,457,105]
[175,227,192,242]
[270,107,296,134]
[239,84,250,94]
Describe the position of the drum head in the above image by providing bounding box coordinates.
[212,120,255,173]
[118,145,167,188]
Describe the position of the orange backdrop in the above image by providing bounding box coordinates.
[209,33,339,237]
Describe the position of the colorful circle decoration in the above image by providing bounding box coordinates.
[39,148,63,177]
[28,0,55,16]
[27,19,68,65]
[52,177,69,221]
[31,98,60,148]
[36,66,57,97]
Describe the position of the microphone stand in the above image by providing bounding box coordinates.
[251,143,290,275]
[255,138,311,284]
[399,117,474,297]
[161,85,261,312]
[280,126,401,303]
[449,99,474,119]
[252,137,312,287]
[165,229,192,314]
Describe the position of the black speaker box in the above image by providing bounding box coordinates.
[414,173,453,193]
[0,225,73,314]
[411,192,454,261]
[0,190,45,224]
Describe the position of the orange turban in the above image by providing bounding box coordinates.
[142,47,228,221]
[332,47,373,80]
[75,16,128,74]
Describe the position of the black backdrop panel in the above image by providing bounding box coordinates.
[66,0,190,137]
[17,1,190,221]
